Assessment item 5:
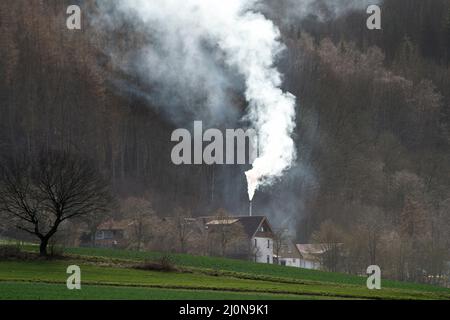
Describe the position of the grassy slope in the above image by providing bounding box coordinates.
[64,247,450,294]
[0,246,448,300]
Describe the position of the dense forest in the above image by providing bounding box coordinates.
[0,0,449,283]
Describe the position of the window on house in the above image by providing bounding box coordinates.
[95,231,104,240]
[267,255,270,264]
[267,239,270,249]
[254,238,257,247]
[107,231,115,239]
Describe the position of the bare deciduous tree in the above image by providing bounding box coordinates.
[273,228,288,265]
[0,150,113,256]
[208,209,247,257]
[172,207,195,253]
[121,196,155,251]
[312,220,345,273]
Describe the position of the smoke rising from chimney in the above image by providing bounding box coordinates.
[97,0,298,201]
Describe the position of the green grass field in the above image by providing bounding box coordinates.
[0,282,330,300]
[0,246,449,300]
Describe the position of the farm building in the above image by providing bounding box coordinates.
[88,219,134,249]
[296,244,326,270]
[198,215,275,264]
[275,240,302,267]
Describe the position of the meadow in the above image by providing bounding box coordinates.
[0,246,449,300]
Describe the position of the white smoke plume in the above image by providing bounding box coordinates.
[101,0,298,201]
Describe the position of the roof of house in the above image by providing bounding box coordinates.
[296,244,328,255]
[235,216,269,239]
[199,215,273,239]
[277,241,302,259]
[98,219,134,231]
[296,243,342,261]
[206,219,240,225]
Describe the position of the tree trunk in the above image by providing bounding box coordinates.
[91,232,96,248]
[39,238,49,257]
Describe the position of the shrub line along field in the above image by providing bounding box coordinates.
[0,245,449,300]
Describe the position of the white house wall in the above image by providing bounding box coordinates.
[300,259,321,270]
[252,237,273,264]
[280,257,301,268]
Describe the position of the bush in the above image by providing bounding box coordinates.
[0,245,23,260]
[134,254,177,272]
[49,244,65,258]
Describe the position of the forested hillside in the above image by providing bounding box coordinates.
[0,0,449,284]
